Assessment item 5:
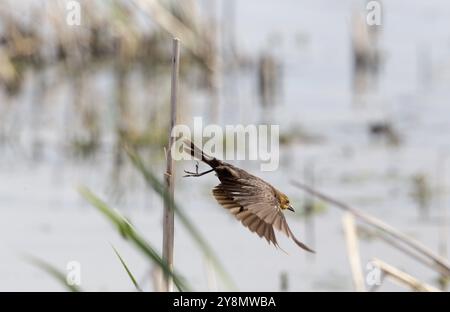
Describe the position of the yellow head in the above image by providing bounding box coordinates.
[277,192,295,212]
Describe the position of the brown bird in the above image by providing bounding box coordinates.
[183,140,314,253]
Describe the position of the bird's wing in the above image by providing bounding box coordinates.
[212,184,279,247]
[212,177,314,252]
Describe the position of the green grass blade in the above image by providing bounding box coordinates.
[24,255,81,292]
[79,187,191,292]
[112,245,142,292]
[126,146,237,290]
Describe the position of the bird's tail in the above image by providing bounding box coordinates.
[289,229,315,253]
[183,139,220,168]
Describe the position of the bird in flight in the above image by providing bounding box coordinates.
[183,140,314,253]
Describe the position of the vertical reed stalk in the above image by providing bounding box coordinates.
[304,162,316,256]
[162,38,180,292]
[206,0,220,123]
[437,153,449,289]
[342,213,365,292]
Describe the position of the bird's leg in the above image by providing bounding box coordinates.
[184,161,215,177]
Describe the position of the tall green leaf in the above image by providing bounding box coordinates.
[112,245,142,292]
[79,187,191,292]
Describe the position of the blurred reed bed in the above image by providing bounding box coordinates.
[0,0,220,161]
[292,181,450,292]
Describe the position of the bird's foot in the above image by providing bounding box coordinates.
[183,166,214,178]
[183,170,198,177]
[183,161,199,177]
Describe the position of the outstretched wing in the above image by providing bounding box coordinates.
[212,174,314,252]
[212,184,280,247]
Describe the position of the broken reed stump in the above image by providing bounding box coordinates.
[371,258,441,292]
[162,38,180,292]
[342,213,366,291]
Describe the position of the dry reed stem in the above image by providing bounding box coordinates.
[162,38,180,292]
[342,213,366,291]
[371,258,441,292]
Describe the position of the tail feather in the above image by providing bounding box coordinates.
[183,139,219,168]
[289,228,315,253]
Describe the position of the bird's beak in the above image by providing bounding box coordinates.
[287,205,295,212]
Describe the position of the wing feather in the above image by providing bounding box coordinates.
[212,179,314,252]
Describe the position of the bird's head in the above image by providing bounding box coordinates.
[278,192,295,212]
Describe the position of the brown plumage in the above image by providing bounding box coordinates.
[183,140,314,253]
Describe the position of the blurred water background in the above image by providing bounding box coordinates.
[1,0,450,291]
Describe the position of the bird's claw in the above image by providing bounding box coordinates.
[183,161,200,177]
[183,170,198,177]
[195,161,199,173]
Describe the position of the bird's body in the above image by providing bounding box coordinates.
[184,140,314,253]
